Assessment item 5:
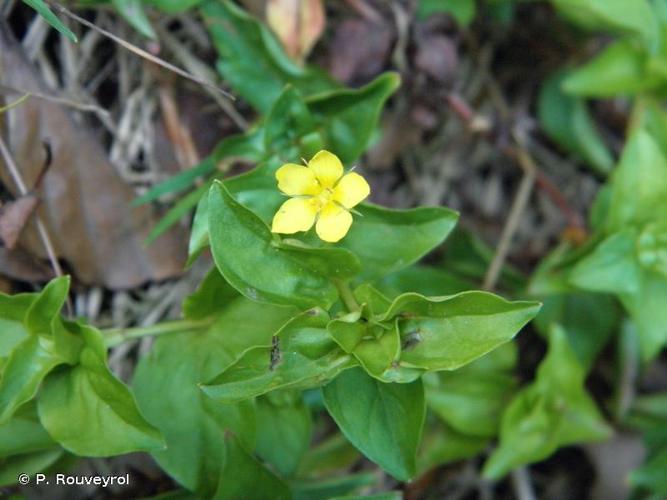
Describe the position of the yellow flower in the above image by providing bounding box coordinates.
[271,150,370,243]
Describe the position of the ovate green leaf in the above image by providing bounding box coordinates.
[214,433,291,500]
[38,324,164,457]
[207,181,338,308]
[379,292,540,371]
[134,292,292,494]
[255,391,313,477]
[323,368,425,481]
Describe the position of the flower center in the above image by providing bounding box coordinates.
[314,188,334,210]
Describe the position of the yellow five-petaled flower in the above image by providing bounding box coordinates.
[271,150,370,243]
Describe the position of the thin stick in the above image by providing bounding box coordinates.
[511,466,537,500]
[156,25,248,131]
[0,93,30,113]
[0,135,71,313]
[482,147,536,291]
[48,1,235,100]
[0,84,110,117]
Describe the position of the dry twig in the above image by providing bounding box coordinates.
[0,134,72,314]
[48,1,235,100]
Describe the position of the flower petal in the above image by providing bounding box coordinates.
[276,163,320,196]
[271,197,318,234]
[308,150,343,189]
[316,203,353,243]
[333,172,370,209]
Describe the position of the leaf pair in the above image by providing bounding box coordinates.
[0,277,163,459]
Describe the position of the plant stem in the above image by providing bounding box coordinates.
[103,318,212,348]
[334,279,360,312]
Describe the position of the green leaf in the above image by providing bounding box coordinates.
[297,433,361,478]
[207,181,338,308]
[620,271,667,360]
[187,193,211,266]
[214,433,291,500]
[264,86,317,154]
[202,0,336,112]
[330,494,402,500]
[606,130,667,231]
[255,391,313,477]
[24,276,70,335]
[306,73,401,164]
[630,447,667,496]
[637,221,667,279]
[328,318,401,380]
[323,368,425,481]
[352,284,392,316]
[417,0,476,26]
[291,473,377,500]
[0,403,56,457]
[0,294,34,357]
[538,72,613,174]
[145,0,203,13]
[379,291,541,371]
[202,308,354,402]
[0,336,65,424]
[21,0,77,42]
[38,323,164,457]
[552,0,658,47]
[341,204,459,282]
[630,97,667,157]
[134,293,293,494]
[144,182,209,245]
[424,344,518,438]
[182,268,240,320]
[134,131,264,207]
[0,448,64,487]
[417,421,488,474]
[111,0,156,39]
[483,326,612,479]
[570,229,642,294]
[276,239,362,280]
[563,40,660,98]
[533,292,619,369]
[0,278,77,423]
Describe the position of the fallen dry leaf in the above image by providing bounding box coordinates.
[0,246,53,282]
[0,26,186,289]
[328,18,393,84]
[415,33,458,84]
[266,0,326,63]
[0,194,38,249]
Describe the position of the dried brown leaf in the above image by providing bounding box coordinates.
[328,18,393,84]
[0,26,186,288]
[266,0,326,62]
[415,34,458,84]
[0,246,53,282]
[0,194,38,250]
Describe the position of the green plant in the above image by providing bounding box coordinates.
[6,0,667,497]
